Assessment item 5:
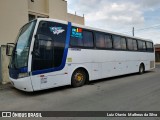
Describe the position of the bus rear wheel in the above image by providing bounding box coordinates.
[139,64,145,74]
[71,69,86,87]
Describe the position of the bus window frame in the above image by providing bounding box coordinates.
[70,27,95,49]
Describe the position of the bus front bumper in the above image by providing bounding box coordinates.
[9,77,34,92]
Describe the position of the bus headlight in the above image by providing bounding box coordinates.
[18,73,29,78]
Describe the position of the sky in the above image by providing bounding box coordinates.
[67,0,160,44]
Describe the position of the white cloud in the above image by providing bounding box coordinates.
[139,0,160,8]
[135,28,160,44]
[86,2,144,24]
[67,0,160,44]
[68,0,144,27]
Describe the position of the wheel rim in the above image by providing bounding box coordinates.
[74,72,84,83]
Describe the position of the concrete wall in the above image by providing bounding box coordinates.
[0,0,28,46]
[0,47,2,83]
[67,13,85,25]
[28,0,49,15]
[1,46,10,84]
[0,0,28,84]
[49,0,67,21]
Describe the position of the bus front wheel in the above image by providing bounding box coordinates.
[71,69,86,87]
[139,64,145,74]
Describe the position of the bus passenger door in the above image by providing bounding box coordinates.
[30,21,68,90]
[31,34,56,90]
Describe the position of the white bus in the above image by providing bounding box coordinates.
[6,18,155,92]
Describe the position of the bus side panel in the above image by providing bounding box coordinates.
[67,49,102,81]
[67,49,155,82]
[31,65,70,91]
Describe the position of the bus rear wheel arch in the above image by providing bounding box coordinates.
[139,63,145,74]
[71,68,89,87]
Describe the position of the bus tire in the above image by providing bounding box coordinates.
[71,69,86,87]
[139,64,145,74]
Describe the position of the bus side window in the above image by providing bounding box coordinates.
[70,35,83,47]
[83,30,94,47]
[105,35,112,49]
[70,27,83,47]
[138,40,146,51]
[95,32,105,48]
[146,42,154,52]
[133,40,138,50]
[70,28,94,48]
[32,34,54,71]
[32,21,67,71]
[127,38,133,50]
[113,35,121,50]
[121,37,127,50]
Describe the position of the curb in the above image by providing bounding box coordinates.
[0,83,12,90]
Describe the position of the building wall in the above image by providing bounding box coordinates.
[0,0,28,84]
[49,0,67,21]
[0,47,2,83]
[0,0,84,46]
[0,0,28,46]
[67,13,85,25]
[155,48,160,62]
[28,0,49,16]
[0,46,10,84]
[155,52,160,62]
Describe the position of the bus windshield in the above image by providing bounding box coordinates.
[10,20,36,69]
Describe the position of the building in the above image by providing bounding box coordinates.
[0,0,84,46]
[155,44,160,62]
[0,0,85,84]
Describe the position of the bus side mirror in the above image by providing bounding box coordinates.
[6,43,15,56]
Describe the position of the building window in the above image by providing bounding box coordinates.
[28,13,49,21]
[29,14,36,21]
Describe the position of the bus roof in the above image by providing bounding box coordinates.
[36,18,153,43]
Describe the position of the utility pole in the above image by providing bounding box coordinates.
[132,27,135,36]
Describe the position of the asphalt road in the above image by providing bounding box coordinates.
[0,65,160,120]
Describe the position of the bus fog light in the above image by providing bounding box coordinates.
[18,73,29,78]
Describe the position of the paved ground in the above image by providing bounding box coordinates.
[0,65,160,120]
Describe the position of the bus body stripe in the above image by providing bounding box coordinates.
[32,22,72,75]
